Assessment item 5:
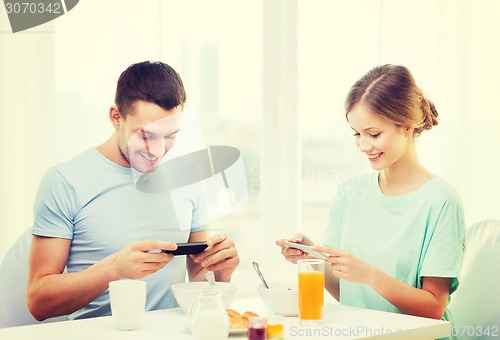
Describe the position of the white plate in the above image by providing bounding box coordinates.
[229,327,247,335]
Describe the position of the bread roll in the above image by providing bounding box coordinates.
[226,309,259,328]
[242,311,259,321]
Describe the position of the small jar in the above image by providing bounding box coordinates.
[247,316,267,340]
[266,315,285,340]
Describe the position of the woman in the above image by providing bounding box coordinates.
[277,65,465,326]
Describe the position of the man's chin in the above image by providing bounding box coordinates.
[130,162,160,174]
[129,153,165,173]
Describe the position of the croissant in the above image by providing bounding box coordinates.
[226,309,259,328]
[242,311,259,322]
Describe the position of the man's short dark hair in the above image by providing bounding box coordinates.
[115,61,187,117]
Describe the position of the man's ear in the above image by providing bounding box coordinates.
[109,105,122,130]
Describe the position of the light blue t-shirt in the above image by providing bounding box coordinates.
[324,171,465,322]
[32,148,206,320]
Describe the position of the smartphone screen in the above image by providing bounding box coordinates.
[161,242,208,256]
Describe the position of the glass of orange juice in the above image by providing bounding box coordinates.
[297,259,324,325]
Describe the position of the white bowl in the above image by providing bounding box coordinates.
[257,281,298,316]
[171,281,238,312]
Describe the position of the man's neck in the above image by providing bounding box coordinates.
[95,135,130,168]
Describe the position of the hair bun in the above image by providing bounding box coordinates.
[417,96,439,135]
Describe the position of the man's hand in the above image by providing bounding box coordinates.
[28,237,177,321]
[190,234,239,282]
[105,240,177,279]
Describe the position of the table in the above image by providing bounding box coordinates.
[0,298,450,339]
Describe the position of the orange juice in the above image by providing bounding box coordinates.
[298,271,324,320]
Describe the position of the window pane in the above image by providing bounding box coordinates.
[161,0,263,293]
[298,1,375,242]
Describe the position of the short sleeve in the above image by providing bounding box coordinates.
[32,168,75,239]
[419,190,466,294]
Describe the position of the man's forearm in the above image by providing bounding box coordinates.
[28,259,119,321]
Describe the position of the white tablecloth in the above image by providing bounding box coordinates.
[0,297,450,339]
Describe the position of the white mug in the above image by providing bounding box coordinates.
[109,279,147,331]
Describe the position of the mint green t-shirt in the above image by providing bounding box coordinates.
[324,172,465,323]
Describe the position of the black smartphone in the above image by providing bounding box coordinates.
[161,242,208,256]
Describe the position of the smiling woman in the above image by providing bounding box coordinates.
[346,65,439,181]
[276,64,466,329]
[348,104,411,171]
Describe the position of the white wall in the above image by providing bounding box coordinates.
[0,0,165,260]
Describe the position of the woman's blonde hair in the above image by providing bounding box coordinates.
[345,64,438,136]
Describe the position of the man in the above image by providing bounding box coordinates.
[27,61,240,321]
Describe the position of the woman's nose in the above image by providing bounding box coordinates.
[357,136,372,153]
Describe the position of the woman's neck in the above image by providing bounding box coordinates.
[378,146,435,196]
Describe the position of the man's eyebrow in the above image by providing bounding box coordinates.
[166,129,180,137]
[138,128,180,137]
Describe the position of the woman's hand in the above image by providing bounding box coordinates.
[275,233,315,264]
[312,245,377,284]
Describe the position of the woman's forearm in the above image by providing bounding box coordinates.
[367,268,451,319]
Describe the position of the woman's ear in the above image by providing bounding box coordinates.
[404,126,414,137]
[109,105,122,130]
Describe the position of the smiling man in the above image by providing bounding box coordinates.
[27,61,240,321]
[106,100,181,174]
